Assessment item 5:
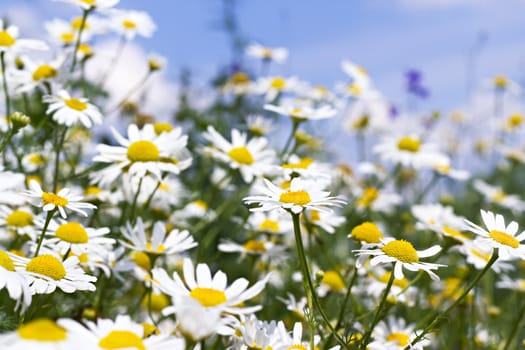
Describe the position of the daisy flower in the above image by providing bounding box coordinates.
[342,90,390,134]
[203,126,276,183]
[264,103,337,121]
[11,55,66,94]
[0,250,32,310]
[120,218,197,256]
[457,241,513,273]
[304,208,345,234]
[0,206,37,239]
[222,71,254,95]
[411,203,470,242]
[340,59,372,97]
[472,180,525,213]
[273,322,340,350]
[275,155,332,180]
[11,253,96,294]
[349,221,385,244]
[354,237,444,280]
[21,152,47,172]
[246,42,288,63]
[353,186,401,214]
[496,275,525,292]
[247,114,274,136]
[218,238,286,264]
[246,211,293,234]
[367,270,416,306]
[228,314,281,350]
[109,9,156,40]
[25,180,96,218]
[43,90,103,128]
[54,0,120,10]
[152,258,269,314]
[0,318,88,350]
[92,124,192,186]
[465,209,525,260]
[244,177,346,215]
[368,316,431,350]
[254,75,301,101]
[0,20,48,54]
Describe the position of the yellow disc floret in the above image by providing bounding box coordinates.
[0,31,16,47]
[26,255,66,280]
[98,330,145,350]
[322,270,345,292]
[381,240,419,263]
[270,77,286,90]
[243,240,267,253]
[55,222,89,244]
[0,250,15,271]
[386,332,410,346]
[227,146,254,165]
[18,319,67,342]
[279,190,311,206]
[71,17,89,30]
[132,251,151,271]
[42,192,69,207]
[357,187,379,208]
[127,140,160,162]
[190,287,227,307]
[489,230,519,248]
[65,98,88,111]
[6,210,33,228]
[397,137,420,153]
[350,222,383,243]
[153,122,173,135]
[122,20,137,29]
[282,157,314,169]
[33,65,58,81]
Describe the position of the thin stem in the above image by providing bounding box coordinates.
[142,178,162,212]
[53,127,67,192]
[1,52,11,117]
[501,296,525,350]
[129,176,144,223]
[360,266,395,348]
[34,210,55,257]
[291,213,351,350]
[70,8,91,73]
[0,127,15,154]
[404,250,499,350]
[280,119,300,161]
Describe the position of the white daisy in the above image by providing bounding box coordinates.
[109,9,157,40]
[11,253,96,294]
[244,177,346,214]
[264,103,337,121]
[203,126,276,183]
[228,314,281,350]
[0,20,48,54]
[472,180,525,213]
[411,203,470,242]
[246,42,288,64]
[246,211,293,235]
[465,209,525,260]
[340,59,372,98]
[218,238,286,264]
[92,124,192,186]
[43,90,103,128]
[457,240,514,273]
[120,218,197,255]
[54,0,120,10]
[254,76,301,102]
[0,250,31,310]
[247,114,274,136]
[354,237,444,280]
[0,206,37,239]
[25,180,97,218]
[152,258,269,314]
[368,316,431,350]
[10,55,66,94]
[304,208,345,234]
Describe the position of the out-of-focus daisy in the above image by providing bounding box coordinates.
[354,237,443,280]
[317,269,346,297]
[0,250,31,310]
[264,103,337,121]
[218,238,286,264]
[255,75,300,102]
[152,258,269,314]
[0,20,48,54]
[247,114,273,136]
[340,59,371,97]
[43,90,103,128]
[228,314,280,350]
[304,208,345,234]
[412,203,469,242]
[473,180,525,213]
[246,211,293,234]
[246,43,288,64]
[275,155,332,180]
[120,218,197,256]
[343,90,390,134]
[244,177,346,214]
[54,0,120,10]
[349,221,384,244]
[25,180,96,218]
[368,316,431,350]
[0,318,88,350]
[496,275,525,292]
[148,52,167,72]
[465,209,525,260]
[222,71,254,95]
[353,186,401,214]
[109,9,156,40]
[93,124,192,186]
[480,74,522,96]
[501,113,524,133]
[457,241,514,273]
[11,55,66,93]
[277,293,307,319]
[273,322,339,350]
[11,253,96,294]
[203,126,276,183]
[367,270,416,306]
[22,152,47,172]
[0,206,37,239]
[0,170,27,206]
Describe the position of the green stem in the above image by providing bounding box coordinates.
[280,119,301,161]
[501,295,525,350]
[129,176,144,223]
[0,127,15,154]
[360,266,395,348]
[291,213,350,350]
[1,52,11,117]
[34,210,55,257]
[404,250,499,350]
[70,8,91,73]
[142,178,162,212]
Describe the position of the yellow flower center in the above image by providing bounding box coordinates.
[282,157,314,169]
[470,248,490,262]
[122,20,137,29]
[65,98,88,111]
[386,332,410,346]
[352,115,369,130]
[259,219,279,232]
[508,114,523,128]
[81,0,96,5]
[322,270,345,292]
[85,186,102,196]
[79,43,92,55]
[26,255,66,280]
[227,146,254,165]
[443,226,469,241]
[287,345,307,350]
[351,222,383,243]
[397,137,420,152]
[347,83,361,95]
[142,323,158,338]
[230,71,250,84]
[193,200,208,210]
[55,222,89,244]
[77,253,89,263]
[494,75,507,88]
[310,209,320,222]
[132,251,151,271]
[32,65,58,81]
[379,272,408,288]
[28,153,45,165]
[489,230,519,248]
[98,330,145,350]
[0,31,16,47]
[261,47,272,59]
[357,187,378,208]
[18,319,67,342]
[6,210,33,228]
[382,240,419,263]
[153,122,173,135]
[190,287,227,307]
[279,190,311,206]
[243,240,267,253]
[42,192,69,207]
[127,140,160,162]
[0,250,15,271]
[71,17,89,30]
[270,77,286,90]
[491,190,507,202]
[142,293,169,312]
[60,32,75,44]
[145,242,165,254]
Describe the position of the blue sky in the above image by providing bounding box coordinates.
[4,0,525,111]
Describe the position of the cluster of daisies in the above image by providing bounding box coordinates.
[1,0,525,349]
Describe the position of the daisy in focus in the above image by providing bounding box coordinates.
[465,209,525,260]
[368,316,431,350]
[25,180,96,218]
[246,43,288,64]
[354,237,444,280]
[43,90,103,128]
[203,126,276,183]
[243,177,346,214]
